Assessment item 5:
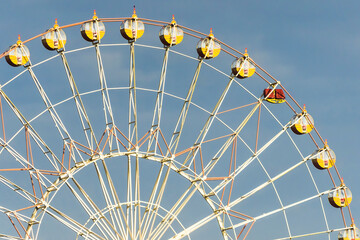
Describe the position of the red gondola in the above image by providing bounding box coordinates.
[263,88,286,104]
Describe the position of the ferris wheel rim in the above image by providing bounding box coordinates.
[0,14,355,240]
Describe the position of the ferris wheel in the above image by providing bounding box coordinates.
[0,8,358,240]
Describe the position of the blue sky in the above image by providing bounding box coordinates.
[0,0,359,239]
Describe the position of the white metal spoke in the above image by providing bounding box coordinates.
[134,155,141,239]
[0,234,23,239]
[0,138,52,190]
[150,177,228,240]
[128,42,138,145]
[139,163,171,238]
[66,178,122,240]
[227,153,312,209]
[126,41,139,238]
[231,188,335,231]
[92,161,127,239]
[41,205,106,240]
[138,47,172,239]
[169,188,334,240]
[147,47,170,154]
[169,211,222,240]
[255,156,292,238]
[98,159,131,238]
[182,76,235,169]
[0,175,36,204]
[26,66,85,166]
[0,90,62,171]
[26,67,69,142]
[167,59,203,156]
[149,184,198,240]
[125,156,134,238]
[209,120,293,196]
[94,44,120,153]
[201,101,262,178]
[59,51,98,151]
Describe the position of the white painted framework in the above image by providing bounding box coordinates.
[0,17,354,240]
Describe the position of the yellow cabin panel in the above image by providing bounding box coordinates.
[200,47,220,58]
[164,34,171,44]
[312,158,335,169]
[163,34,183,45]
[84,30,93,40]
[292,123,313,134]
[176,35,183,44]
[237,67,256,78]
[45,39,54,49]
[9,54,21,66]
[45,38,66,50]
[7,51,29,66]
[22,55,29,65]
[212,48,221,58]
[124,28,133,39]
[332,195,352,207]
[265,98,286,104]
[84,30,105,41]
[136,29,144,39]
[124,28,144,40]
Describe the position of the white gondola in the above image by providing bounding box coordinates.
[290,106,314,135]
[81,11,105,42]
[5,36,30,67]
[159,15,183,46]
[120,8,144,41]
[41,19,67,51]
[196,29,221,59]
[231,48,256,78]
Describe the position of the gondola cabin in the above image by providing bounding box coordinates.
[231,49,256,78]
[328,186,352,208]
[41,19,67,51]
[120,8,144,41]
[290,107,314,135]
[81,11,105,42]
[5,36,30,67]
[196,29,221,59]
[311,141,336,170]
[159,16,183,46]
[338,225,360,240]
[263,88,286,103]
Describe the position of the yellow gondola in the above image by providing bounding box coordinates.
[120,7,144,41]
[231,48,256,78]
[5,36,30,67]
[338,224,360,240]
[290,105,314,135]
[159,15,183,47]
[311,140,336,170]
[41,19,67,51]
[196,29,221,59]
[328,183,352,208]
[81,10,105,42]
